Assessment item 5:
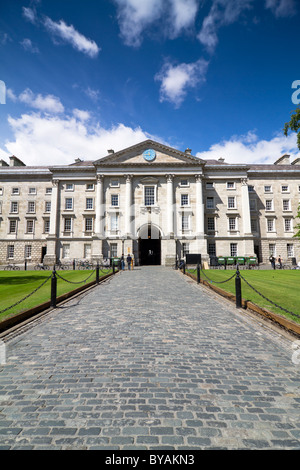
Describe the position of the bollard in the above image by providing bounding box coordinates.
[51,267,57,308]
[235,266,242,308]
[24,260,27,271]
[73,259,76,270]
[112,262,115,274]
[197,263,200,284]
[96,262,99,283]
[183,262,185,275]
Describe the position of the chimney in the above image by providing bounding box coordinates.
[218,157,225,163]
[75,158,82,163]
[107,149,114,154]
[0,159,9,167]
[9,155,25,166]
[274,154,290,165]
[185,148,192,155]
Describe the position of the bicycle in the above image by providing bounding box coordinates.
[34,263,50,270]
[4,263,20,271]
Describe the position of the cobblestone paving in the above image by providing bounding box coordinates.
[0,266,300,450]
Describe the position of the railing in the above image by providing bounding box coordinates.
[182,263,300,322]
[0,263,116,317]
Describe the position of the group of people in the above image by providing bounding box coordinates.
[269,255,282,269]
[120,254,133,270]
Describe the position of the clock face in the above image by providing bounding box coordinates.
[143,149,156,162]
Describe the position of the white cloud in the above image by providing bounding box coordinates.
[197,0,254,53]
[155,58,209,108]
[22,6,37,24]
[1,112,157,166]
[72,109,91,121]
[195,130,299,165]
[265,0,297,17]
[18,88,64,113]
[43,17,100,58]
[20,38,39,53]
[113,0,198,46]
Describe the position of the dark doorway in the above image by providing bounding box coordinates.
[139,224,161,265]
[41,246,47,262]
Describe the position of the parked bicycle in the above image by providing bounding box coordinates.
[4,263,20,271]
[34,263,50,270]
[78,260,95,270]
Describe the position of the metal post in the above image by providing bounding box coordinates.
[73,259,76,270]
[24,260,27,271]
[197,263,200,284]
[235,266,242,308]
[112,261,115,274]
[51,268,57,308]
[183,262,185,275]
[96,262,99,284]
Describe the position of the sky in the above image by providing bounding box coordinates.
[0,0,300,167]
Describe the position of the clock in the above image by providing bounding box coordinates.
[143,149,156,162]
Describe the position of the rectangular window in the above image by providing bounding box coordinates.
[284,218,292,232]
[267,218,275,232]
[248,185,254,192]
[26,219,34,233]
[206,197,214,209]
[25,245,32,258]
[230,243,238,257]
[180,179,189,187]
[66,183,74,191]
[249,199,256,211]
[145,186,155,206]
[86,198,94,210]
[282,199,290,211]
[86,183,94,191]
[287,243,294,258]
[110,214,119,231]
[10,201,18,213]
[269,243,276,257]
[251,218,258,232]
[110,243,118,257]
[7,245,14,259]
[110,179,119,187]
[111,194,119,207]
[182,242,189,257]
[62,244,70,258]
[181,214,189,231]
[64,218,72,232]
[28,187,36,194]
[206,182,214,189]
[264,185,272,193]
[46,187,52,194]
[65,198,73,210]
[207,217,215,231]
[227,197,236,209]
[12,187,19,195]
[265,200,273,211]
[9,220,17,233]
[44,219,50,233]
[181,194,189,206]
[45,201,51,212]
[0,187,3,195]
[84,243,92,258]
[85,218,93,232]
[28,201,35,213]
[228,217,236,231]
[281,185,289,192]
[208,243,216,257]
[227,182,235,189]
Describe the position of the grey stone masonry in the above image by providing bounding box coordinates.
[0,267,300,450]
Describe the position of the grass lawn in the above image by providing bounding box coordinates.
[0,269,111,322]
[187,268,300,324]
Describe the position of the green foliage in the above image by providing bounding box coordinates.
[283,105,300,150]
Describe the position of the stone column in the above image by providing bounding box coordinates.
[45,179,59,264]
[166,174,174,236]
[95,174,104,236]
[241,177,254,256]
[124,174,133,236]
[195,175,204,235]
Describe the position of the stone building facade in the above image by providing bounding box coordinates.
[0,140,299,266]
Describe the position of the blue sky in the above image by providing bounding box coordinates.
[0,0,299,166]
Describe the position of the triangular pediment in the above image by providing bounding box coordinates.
[93,140,205,167]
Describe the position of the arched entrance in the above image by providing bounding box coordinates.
[138,224,161,265]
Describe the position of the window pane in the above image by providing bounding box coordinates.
[145,186,155,206]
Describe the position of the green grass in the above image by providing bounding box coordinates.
[0,269,111,322]
[187,268,300,324]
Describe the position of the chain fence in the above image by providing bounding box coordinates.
[55,269,96,285]
[0,273,52,315]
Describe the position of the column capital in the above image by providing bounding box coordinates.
[195,174,203,183]
[97,174,104,182]
[52,179,59,187]
[165,174,174,182]
[124,174,133,182]
[241,177,248,186]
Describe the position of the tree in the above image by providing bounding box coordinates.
[283,106,300,151]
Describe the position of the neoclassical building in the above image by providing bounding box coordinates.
[0,139,300,266]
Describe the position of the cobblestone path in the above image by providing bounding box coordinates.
[0,267,300,450]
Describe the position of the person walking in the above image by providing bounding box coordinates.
[269,255,275,270]
[278,255,282,269]
[120,254,125,270]
[127,254,132,270]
